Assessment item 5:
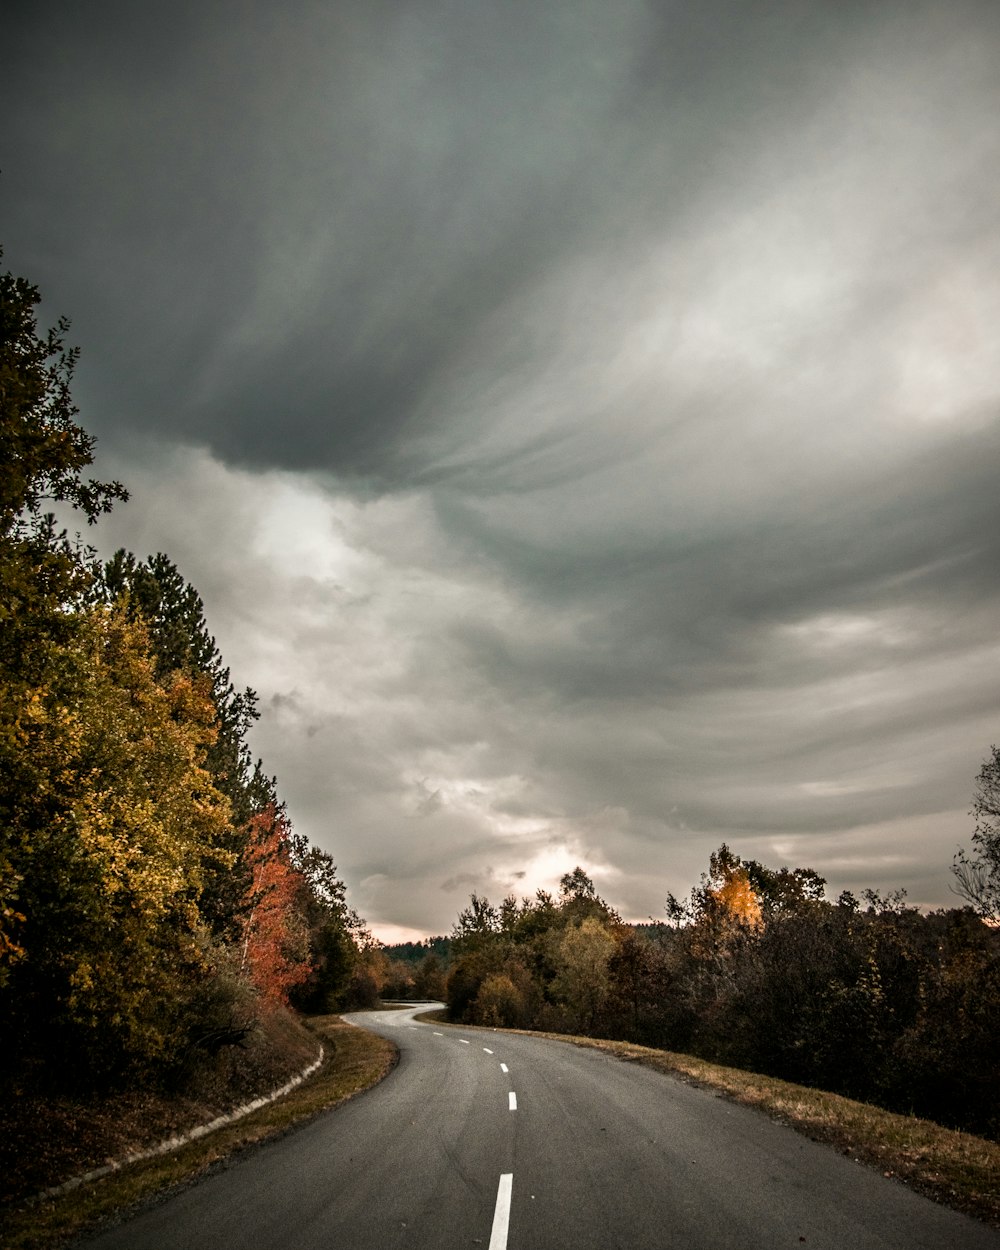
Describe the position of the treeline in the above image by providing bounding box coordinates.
[0,253,376,1099]
[379,940,451,1001]
[383,936,452,967]
[444,851,1000,1140]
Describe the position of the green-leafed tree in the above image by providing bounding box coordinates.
[94,550,265,939]
[288,836,366,1012]
[743,860,826,914]
[413,952,447,1001]
[0,253,126,537]
[1,250,127,984]
[549,916,617,1033]
[451,892,500,955]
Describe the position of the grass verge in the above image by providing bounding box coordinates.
[425,1013,1000,1229]
[2,1015,397,1250]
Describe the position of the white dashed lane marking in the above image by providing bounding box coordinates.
[509,1092,517,1111]
[489,1174,513,1250]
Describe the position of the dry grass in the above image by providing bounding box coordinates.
[425,1013,1000,1229]
[2,1016,397,1250]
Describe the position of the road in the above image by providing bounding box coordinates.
[84,1004,999,1248]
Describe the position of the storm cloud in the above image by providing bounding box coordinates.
[3,0,1000,936]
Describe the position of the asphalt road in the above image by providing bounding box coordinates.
[83,1005,999,1249]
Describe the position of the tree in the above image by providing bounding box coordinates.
[240,804,313,1007]
[685,846,764,956]
[413,952,447,1001]
[550,917,617,1032]
[953,745,1000,920]
[96,550,261,806]
[606,930,668,1043]
[0,253,126,536]
[1,251,126,993]
[557,866,621,927]
[474,973,528,1028]
[1,607,233,1087]
[743,860,826,914]
[893,909,1000,1138]
[95,550,267,938]
[451,893,499,953]
[286,833,368,1008]
[559,867,598,903]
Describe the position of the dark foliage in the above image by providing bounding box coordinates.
[444,848,1000,1141]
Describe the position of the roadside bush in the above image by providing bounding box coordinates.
[474,974,528,1028]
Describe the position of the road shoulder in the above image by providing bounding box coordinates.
[3,1015,397,1250]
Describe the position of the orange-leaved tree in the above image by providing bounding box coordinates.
[240,804,313,1006]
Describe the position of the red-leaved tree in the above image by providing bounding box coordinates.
[240,804,313,1006]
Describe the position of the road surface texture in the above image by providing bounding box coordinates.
[83,1004,998,1249]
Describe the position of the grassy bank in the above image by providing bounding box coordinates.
[3,1014,397,1250]
[422,1012,1000,1229]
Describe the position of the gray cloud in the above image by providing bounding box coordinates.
[4,0,1000,936]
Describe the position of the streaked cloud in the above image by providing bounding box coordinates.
[5,0,1000,936]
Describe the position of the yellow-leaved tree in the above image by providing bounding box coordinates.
[550,916,619,1032]
[3,606,233,1085]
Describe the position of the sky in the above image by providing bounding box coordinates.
[4,0,1000,940]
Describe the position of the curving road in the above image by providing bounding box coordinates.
[85,1005,998,1248]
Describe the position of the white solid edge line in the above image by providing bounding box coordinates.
[489,1173,513,1250]
[509,1091,517,1111]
